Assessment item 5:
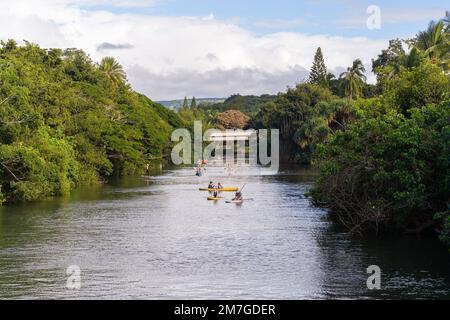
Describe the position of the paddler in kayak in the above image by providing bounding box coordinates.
[208,181,215,189]
[233,190,243,201]
[217,182,223,190]
[212,189,219,198]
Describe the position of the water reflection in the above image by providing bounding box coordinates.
[0,166,449,299]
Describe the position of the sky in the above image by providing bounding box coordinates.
[0,0,448,100]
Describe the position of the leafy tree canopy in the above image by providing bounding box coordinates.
[0,41,184,204]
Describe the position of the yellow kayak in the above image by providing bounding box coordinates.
[199,187,238,192]
[207,197,222,201]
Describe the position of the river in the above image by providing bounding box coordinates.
[0,166,449,299]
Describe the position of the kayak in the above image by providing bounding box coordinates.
[207,197,222,201]
[226,200,244,204]
[199,187,238,192]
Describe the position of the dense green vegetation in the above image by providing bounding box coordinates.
[0,40,183,204]
[252,84,353,163]
[309,20,449,243]
[310,101,449,236]
[242,18,450,247]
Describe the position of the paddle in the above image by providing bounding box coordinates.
[226,184,247,203]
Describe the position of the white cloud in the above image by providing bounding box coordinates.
[127,65,312,99]
[251,18,309,29]
[0,0,387,99]
[77,0,159,7]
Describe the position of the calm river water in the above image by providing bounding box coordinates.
[0,166,449,299]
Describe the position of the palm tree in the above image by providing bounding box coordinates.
[403,47,423,69]
[339,59,367,100]
[99,57,126,85]
[414,20,449,72]
[415,21,446,59]
[294,117,330,149]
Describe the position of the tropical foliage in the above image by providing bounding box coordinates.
[99,56,127,85]
[244,16,450,248]
[307,17,450,248]
[0,41,183,204]
[339,59,367,100]
[413,20,449,71]
[251,82,355,163]
[309,101,449,235]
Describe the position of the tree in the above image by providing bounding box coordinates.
[414,21,446,59]
[383,61,450,114]
[182,96,189,109]
[372,39,405,72]
[310,102,450,235]
[339,59,367,100]
[215,110,250,129]
[412,20,449,72]
[250,83,337,163]
[325,72,336,84]
[305,18,450,251]
[0,42,184,204]
[403,47,423,69]
[99,56,126,85]
[326,72,347,97]
[292,99,354,152]
[372,41,425,87]
[190,96,197,109]
[309,47,327,87]
[0,39,17,53]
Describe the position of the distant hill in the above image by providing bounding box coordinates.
[199,94,277,115]
[157,98,226,110]
[157,94,278,117]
